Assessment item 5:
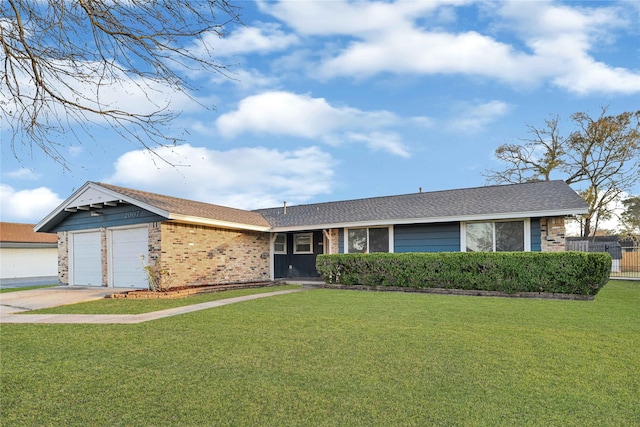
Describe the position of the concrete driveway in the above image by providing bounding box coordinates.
[0,276,60,289]
[0,286,129,315]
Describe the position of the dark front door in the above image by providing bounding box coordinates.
[274,231,323,278]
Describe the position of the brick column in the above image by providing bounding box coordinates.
[328,229,340,254]
[58,232,69,284]
[541,217,566,252]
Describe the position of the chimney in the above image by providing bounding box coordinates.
[419,187,422,193]
[283,201,287,215]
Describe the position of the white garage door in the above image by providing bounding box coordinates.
[71,231,102,286]
[111,227,149,289]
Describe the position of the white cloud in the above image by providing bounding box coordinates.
[263,0,640,95]
[5,168,41,180]
[201,23,299,57]
[317,29,537,84]
[565,194,630,236]
[260,0,463,36]
[0,184,63,223]
[214,68,281,91]
[0,58,204,132]
[550,55,640,95]
[448,100,510,133]
[490,1,640,94]
[346,132,410,158]
[105,144,334,209]
[68,146,84,157]
[216,91,408,156]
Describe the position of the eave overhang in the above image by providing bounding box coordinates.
[168,214,272,232]
[269,207,589,232]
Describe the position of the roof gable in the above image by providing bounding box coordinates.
[36,182,271,232]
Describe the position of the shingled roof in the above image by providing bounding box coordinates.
[36,180,587,233]
[0,222,57,246]
[255,180,588,230]
[96,183,271,229]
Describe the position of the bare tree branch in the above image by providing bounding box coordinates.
[485,108,640,237]
[1,0,243,168]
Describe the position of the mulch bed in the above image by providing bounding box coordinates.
[319,283,595,300]
[107,281,280,299]
[105,280,594,301]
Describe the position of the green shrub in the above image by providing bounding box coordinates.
[316,252,611,295]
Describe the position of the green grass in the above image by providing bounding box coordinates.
[2,281,638,426]
[24,284,302,314]
[0,284,58,293]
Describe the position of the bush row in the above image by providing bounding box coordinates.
[316,252,611,295]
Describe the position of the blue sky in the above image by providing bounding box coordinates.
[1,0,639,227]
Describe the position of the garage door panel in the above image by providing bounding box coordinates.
[72,232,101,286]
[111,227,148,289]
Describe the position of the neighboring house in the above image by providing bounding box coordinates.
[35,180,588,288]
[0,222,58,280]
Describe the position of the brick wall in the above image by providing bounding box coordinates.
[158,222,270,287]
[100,228,108,285]
[58,231,68,284]
[326,229,340,254]
[541,217,566,252]
[148,222,162,265]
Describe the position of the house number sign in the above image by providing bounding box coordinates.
[124,210,142,219]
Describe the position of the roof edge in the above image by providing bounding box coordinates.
[168,214,272,232]
[271,208,588,232]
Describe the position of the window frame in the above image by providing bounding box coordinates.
[344,226,393,254]
[293,232,314,254]
[273,233,287,254]
[461,219,531,252]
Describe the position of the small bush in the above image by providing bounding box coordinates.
[316,252,611,295]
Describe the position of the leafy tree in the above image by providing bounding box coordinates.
[620,196,640,235]
[1,0,241,167]
[485,108,640,238]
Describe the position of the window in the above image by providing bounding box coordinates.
[346,227,391,253]
[274,233,287,254]
[463,220,527,252]
[293,233,313,254]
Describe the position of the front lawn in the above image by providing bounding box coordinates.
[1,280,638,426]
[24,284,302,315]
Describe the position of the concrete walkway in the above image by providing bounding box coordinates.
[0,287,303,324]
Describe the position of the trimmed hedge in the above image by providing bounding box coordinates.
[316,252,611,296]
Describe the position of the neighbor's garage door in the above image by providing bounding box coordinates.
[71,231,102,286]
[110,227,148,288]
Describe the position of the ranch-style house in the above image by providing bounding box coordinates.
[35,180,588,289]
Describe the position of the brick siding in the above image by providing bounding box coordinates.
[326,229,340,254]
[158,222,270,287]
[100,228,108,285]
[541,217,566,252]
[58,232,68,284]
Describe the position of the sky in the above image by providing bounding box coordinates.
[1,0,639,229]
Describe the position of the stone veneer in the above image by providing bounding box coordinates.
[325,229,340,254]
[540,217,566,252]
[57,231,68,285]
[157,222,270,287]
